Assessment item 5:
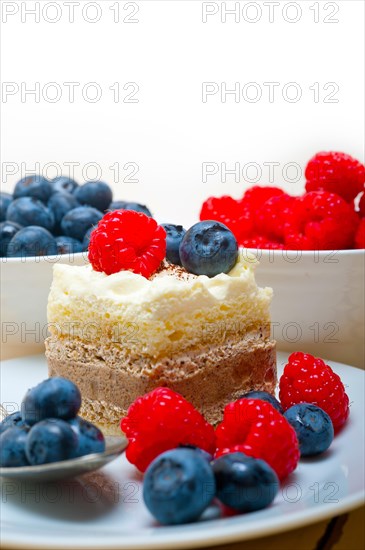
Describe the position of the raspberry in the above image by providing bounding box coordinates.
[305,151,365,203]
[239,236,284,250]
[88,210,166,278]
[284,191,359,250]
[121,388,216,472]
[255,194,295,240]
[242,186,285,213]
[215,399,300,481]
[279,352,350,431]
[354,218,365,249]
[199,195,253,242]
[358,192,365,217]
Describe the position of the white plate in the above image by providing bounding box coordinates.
[0,352,364,550]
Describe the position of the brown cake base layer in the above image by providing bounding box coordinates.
[45,334,276,435]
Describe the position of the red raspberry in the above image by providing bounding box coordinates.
[199,195,253,241]
[88,210,166,277]
[121,388,216,472]
[305,151,365,203]
[354,218,365,248]
[358,193,365,217]
[215,399,300,481]
[279,352,350,431]
[239,236,284,250]
[255,194,295,240]
[284,191,359,250]
[242,186,285,213]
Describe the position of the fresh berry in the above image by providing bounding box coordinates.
[26,419,78,465]
[359,193,365,217]
[6,197,55,231]
[22,377,81,425]
[242,186,285,213]
[89,210,166,278]
[68,416,105,457]
[109,201,152,217]
[143,448,216,525]
[51,176,79,195]
[179,221,238,277]
[74,181,113,212]
[178,444,213,462]
[279,352,350,431]
[215,398,299,481]
[0,221,22,256]
[240,390,284,414]
[161,223,186,265]
[48,192,79,233]
[284,191,359,250]
[354,218,365,249]
[13,175,53,203]
[255,193,295,240]
[55,236,83,255]
[60,206,102,241]
[239,236,285,250]
[284,403,334,456]
[305,152,365,202]
[0,427,30,467]
[121,387,216,472]
[200,196,253,242]
[0,192,13,222]
[0,411,29,435]
[212,452,279,512]
[82,226,93,251]
[7,226,57,258]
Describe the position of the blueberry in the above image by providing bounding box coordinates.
[6,197,55,231]
[74,181,113,212]
[161,224,186,265]
[240,391,284,414]
[284,403,334,457]
[0,192,13,222]
[82,226,93,251]
[13,175,53,203]
[26,419,78,465]
[68,416,105,457]
[178,444,213,463]
[143,448,216,525]
[108,201,152,217]
[0,427,30,467]
[212,452,279,512]
[22,377,81,425]
[48,192,79,233]
[51,176,79,195]
[60,206,102,241]
[55,236,83,255]
[179,221,238,277]
[0,221,23,256]
[0,411,29,435]
[7,226,57,258]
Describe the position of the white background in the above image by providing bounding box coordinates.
[1,0,364,226]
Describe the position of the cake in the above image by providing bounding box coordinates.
[45,254,276,435]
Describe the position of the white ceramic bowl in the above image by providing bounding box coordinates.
[1,248,364,369]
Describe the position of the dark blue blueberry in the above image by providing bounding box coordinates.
[143,448,216,525]
[0,192,13,222]
[82,226,93,251]
[22,377,81,425]
[6,197,55,231]
[178,444,213,463]
[13,175,53,203]
[51,176,79,195]
[284,403,334,457]
[0,411,29,435]
[161,224,186,265]
[48,192,79,233]
[212,452,279,512]
[0,221,23,256]
[240,391,284,414]
[25,419,78,465]
[7,226,57,258]
[0,427,30,467]
[108,201,152,217]
[68,416,105,457]
[179,221,238,277]
[74,181,113,212]
[60,206,102,241]
[55,236,83,255]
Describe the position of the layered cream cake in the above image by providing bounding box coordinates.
[45,254,276,434]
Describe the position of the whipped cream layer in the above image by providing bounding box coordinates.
[47,253,273,359]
